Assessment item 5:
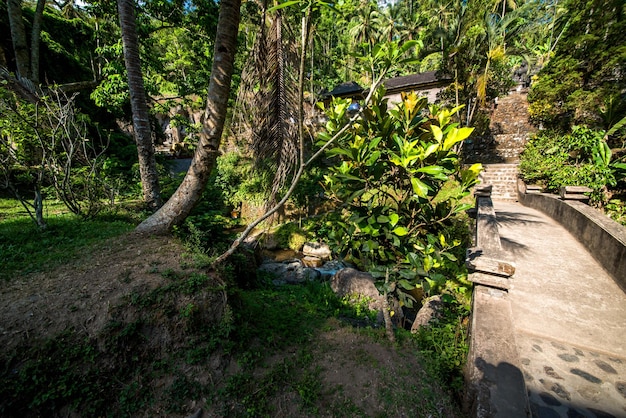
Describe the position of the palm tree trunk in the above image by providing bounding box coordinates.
[135,0,241,233]
[7,0,30,78]
[118,0,162,210]
[29,0,46,83]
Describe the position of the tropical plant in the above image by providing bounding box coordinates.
[320,88,480,306]
[519,126,620,206]
[527,0,626,130]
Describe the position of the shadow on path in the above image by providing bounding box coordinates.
[499,236,529,256]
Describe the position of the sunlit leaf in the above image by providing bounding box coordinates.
[431,124,443,142]
[393,226,409,236]
[411,177,429,198]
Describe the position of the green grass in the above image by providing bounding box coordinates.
[0,198,136,281]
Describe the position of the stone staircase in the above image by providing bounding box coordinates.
[477,164,519,201]
[464,89,535,201]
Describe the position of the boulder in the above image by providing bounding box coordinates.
[410,295,444,333]
[331,268,404,326]
[331,268,384,312]
[258,260,321,285]
[302,242,332,261]
[301,256,323,268]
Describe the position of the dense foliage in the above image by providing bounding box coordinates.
[521,0,626,223]
[320,89,479,305]
[527,0,626,131]
[519,126,626,223]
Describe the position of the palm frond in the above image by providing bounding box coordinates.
[233,9,300,210]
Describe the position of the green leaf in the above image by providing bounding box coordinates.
[461,163,483,187]
[368,137,382,150]
[366,150,382,166]
[443,127,473,151]
[411,177,429,198]
[400,40,420,54]
[453,203,474,213]
[441,252,458,262]
[431,125,443,142]
[424,143,439,158]
[268,0,301,11]
[326,147,352,158]
[416,165,444,176]
[393,226,409,236]
[398,279,415,290]
[389,213,399,227]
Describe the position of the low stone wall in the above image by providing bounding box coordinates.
[464,190,529,418]
[518,181,626,292]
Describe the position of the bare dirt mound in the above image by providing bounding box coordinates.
[0,233,216,352]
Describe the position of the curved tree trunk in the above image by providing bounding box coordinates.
[118,0,162,210]
[7,0,30,78]
[135,0,241,233]
[29,0,46,83]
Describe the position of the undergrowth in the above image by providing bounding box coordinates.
[0,271,469,417]
[0,198,469,417]
[0,199,136,281]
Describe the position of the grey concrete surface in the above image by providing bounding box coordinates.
[518,188,626,290]
[465,286,530,418]
[494,201,626,418]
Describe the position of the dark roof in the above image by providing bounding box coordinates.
[322,81,364,99]
[383,71,452,92]
[320,72,452,101]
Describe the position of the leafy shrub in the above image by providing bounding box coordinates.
[214,152,271,209]
[318,89,480,305]
[413,298,469,394]
[274,222,310,251]
[519,126,617,205]
[606,198,626,226]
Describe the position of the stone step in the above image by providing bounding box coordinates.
[477,164,519,201]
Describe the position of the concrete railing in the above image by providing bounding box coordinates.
[464,185,529,418]
[518,180,626,292]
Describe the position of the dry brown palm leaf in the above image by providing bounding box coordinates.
[233,7,300,211]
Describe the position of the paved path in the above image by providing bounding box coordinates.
[493,202,626,418]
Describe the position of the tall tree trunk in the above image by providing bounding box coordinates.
[118,0,161,210]
[7,0,30,78]
[135,0,241,233]
[29,0,46,83]
[0,44,7,67]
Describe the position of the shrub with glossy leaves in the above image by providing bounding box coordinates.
[318,89,480,306]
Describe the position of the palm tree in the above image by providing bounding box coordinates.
[398,9,426,42]
[136,0,241,233]
[379,4,401,42]
[348,0,381,49]
[6,0,30,78]
[6,0,49,82]
[118,0,162,210]
[29,0,46,82]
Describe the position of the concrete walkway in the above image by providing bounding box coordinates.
[493,201,626,418]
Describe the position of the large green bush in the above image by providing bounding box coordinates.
[519,126,620,206]
[319,89,480,306]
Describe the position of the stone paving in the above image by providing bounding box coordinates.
[493,202,626,418]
